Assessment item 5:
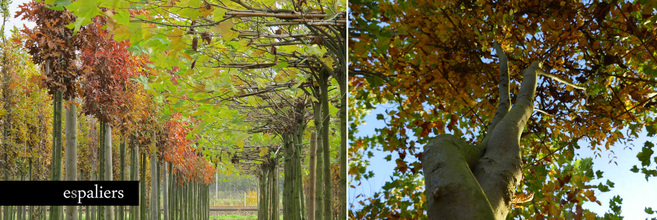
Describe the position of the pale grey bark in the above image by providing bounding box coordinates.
[163,162,169,220]
[65,102,77,220]
[103,123,113,220]
[151,148,159,220]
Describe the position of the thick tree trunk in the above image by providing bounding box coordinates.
[308,132,317,220]
[65,102,77,220]
[422,44,540,220]
[282,134,299,220]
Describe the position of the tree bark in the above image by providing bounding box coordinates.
[50,89,63,220]
[103,123,114,220]
[131,145,140,220]
[65,101,77,220]
[337,70,347,220]
[140,149,147,220]
[163,162,169,220]
[308,132,317,220]
[422,44,540,220]
[320,70,332,219]
[313,101,324,220]
[270,163,279,220]
[119,141,125,220]
[151,147,158,220]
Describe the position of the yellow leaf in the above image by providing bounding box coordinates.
[212,20,238,41]
[112,25,131,42]
[167,28,184,45]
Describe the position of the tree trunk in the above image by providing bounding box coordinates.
[103,123,114,220]
[312,101,324,220]
[422,44,539,220]
[50,89,63,220]
[163,162,169,220]
[320,71,332,219]
[131,145,139,220]
[151,149,158,220]
[338,75,347,220]
[295,132,305,220]
[308,132,317,220]
[98,122,105,219]
[119,141,125,220]
[65,101,77,220]
[140,150,147,220]
[270,163,279,220]
[258,166,269,220]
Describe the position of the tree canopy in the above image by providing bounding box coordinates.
[349,0,657,218]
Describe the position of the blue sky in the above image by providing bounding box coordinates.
[350,103,657,219]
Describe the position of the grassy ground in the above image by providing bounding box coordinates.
[31,213,261,220]
[210,214,259,220]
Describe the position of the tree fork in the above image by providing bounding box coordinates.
[423,43,541,219]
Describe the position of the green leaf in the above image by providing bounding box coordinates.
[630,165,639,173]
[647,124,656,137]
[597,183,610,192]
[54,0,72,7]
[275,61,289,68]
[646,207,655,214]
[365,75,383,87]
[66,0,102,34]
[596,170,604,179]
[115,11,130,25]
[638,141,654,166]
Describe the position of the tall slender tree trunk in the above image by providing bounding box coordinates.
[103,123,114,220]
[308,132,317,220]
[312,101,324,220]
[119,141,125,220]
[320,72,332,219]
[50,89,63,220]
[130,145,139,220]
[270,163,279,220]
[151,147,159,220]
[258,165,269,220]
[98,121,105,219]
[163,162,169,220]
[65,101,77,220]
[295,131,305,220]
[338,76,346,220]
[140,150,147,220]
